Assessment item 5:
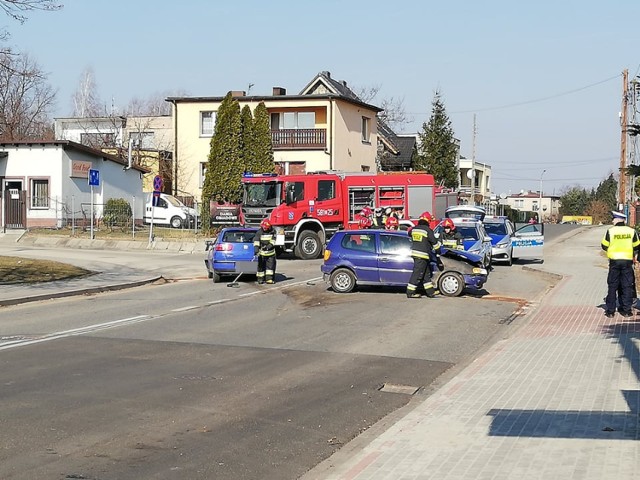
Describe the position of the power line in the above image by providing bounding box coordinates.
[406,74,621,115]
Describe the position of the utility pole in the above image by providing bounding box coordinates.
[619,69,629,212]
[470,114,476,206]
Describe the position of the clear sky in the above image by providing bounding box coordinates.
[5,0,639,196]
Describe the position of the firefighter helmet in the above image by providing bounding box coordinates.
[443,218,455,230]
[360,206,373,217]
[260,218,272,230]
[359,216,372,229]
[385,216,399,230]
[419,211,433,222]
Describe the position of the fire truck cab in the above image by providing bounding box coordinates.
[241,171,437,259]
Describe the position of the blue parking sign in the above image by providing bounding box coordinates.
[89,169,100,186]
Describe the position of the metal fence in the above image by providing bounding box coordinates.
[24,194,202,238]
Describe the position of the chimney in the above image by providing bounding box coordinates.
[272,87,287,96]
[230,90,246,98]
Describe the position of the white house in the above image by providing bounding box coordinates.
[0,141,147,229]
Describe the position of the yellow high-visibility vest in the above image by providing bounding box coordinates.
[601,225,640,260]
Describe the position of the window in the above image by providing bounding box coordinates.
[200,111,216,136]
[129,131,155,149]
[30,178,49,209]
[272,112,315,129]
[287,181,304,202]
[342,233,376,253]
[380,234,411,255]
[361,117,370,143]
[317,180,335,201]
[80,132,115,148]
[515,199,524,208]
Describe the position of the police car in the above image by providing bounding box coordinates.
[444,206,544,266]
[436,206,493,268]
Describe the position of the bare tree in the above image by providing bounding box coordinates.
[124,90,189,116]
[354,84,411,131]
[0,0,61,42]
[0,50,56,140]
[71,66,102,117]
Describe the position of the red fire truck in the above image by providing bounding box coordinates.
[241,171,456,259]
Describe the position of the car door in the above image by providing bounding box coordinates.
[378,233,413,284]
[512,223,544,260]
[342,232,380,283]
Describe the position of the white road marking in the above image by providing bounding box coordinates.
[238,277,323,297]
[0,315,151,351]
[171,306,199,312]
[0,276,325,352]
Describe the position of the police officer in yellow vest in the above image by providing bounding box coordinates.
[601,210,640,317]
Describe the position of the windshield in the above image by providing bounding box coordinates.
[484,223,507,235]
[243,182,282,207]
[165,195,184,208]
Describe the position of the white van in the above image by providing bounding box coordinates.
[144,193,198,229]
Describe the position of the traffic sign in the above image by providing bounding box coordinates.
[152,190,161,207]
[89,169,100,186]
[153,175,163,191]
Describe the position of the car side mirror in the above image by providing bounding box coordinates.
[204,239,214,251]
[484,236,492,242]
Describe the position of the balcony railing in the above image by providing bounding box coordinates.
[271,128,326,150]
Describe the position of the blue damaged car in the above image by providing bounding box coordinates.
[321,229,488,296]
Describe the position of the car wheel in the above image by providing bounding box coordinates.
[170,216,183,229]
[207,270,213,279]
[438,271,465,297]
[212,270,220,283]
[295,231,322,260]
[506,251,513,267]
[330,268,356,293]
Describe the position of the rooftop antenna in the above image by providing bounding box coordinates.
[247,83,255,95]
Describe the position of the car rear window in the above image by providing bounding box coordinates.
[222,231,255,243]
[457,226,479,241]
[484,223,507,235]
[341,233,376,253]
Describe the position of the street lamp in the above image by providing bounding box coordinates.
[539,169,546,222]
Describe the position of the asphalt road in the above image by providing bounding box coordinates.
[0,226,575,479]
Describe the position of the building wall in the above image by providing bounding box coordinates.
[173,96,379,203]
[332,101,378,172]
[0,144,144,228]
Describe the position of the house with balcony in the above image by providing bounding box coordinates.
[166,71,382,204]
[458,157,492,204]
[54,115,173,193]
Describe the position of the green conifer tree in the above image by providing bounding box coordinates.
[415,91,459,188]
[240,104,254,171]
[250,102,275,174]
[201,92,243,224]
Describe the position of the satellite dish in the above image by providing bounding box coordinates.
[499,192,507,199]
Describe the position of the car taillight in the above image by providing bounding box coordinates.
[215,243,233,251]
[323,249,331,261]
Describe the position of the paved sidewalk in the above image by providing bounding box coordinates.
[303,225,639,480]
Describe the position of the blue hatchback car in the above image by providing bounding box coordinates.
[204,227,258,283]
[321,230,488,296]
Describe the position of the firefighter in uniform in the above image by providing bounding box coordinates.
[440,218,464,249]
[254,218,277,284]
[601,210,640,317]
[372,207,386,229]
[407,211,441,298]
[384,216,399,230]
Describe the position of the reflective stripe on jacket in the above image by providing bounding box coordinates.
[410,224,440,259]
[253,229,277,256]
[601,225,640,260]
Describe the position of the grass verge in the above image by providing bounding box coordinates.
[0,256,92,284]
